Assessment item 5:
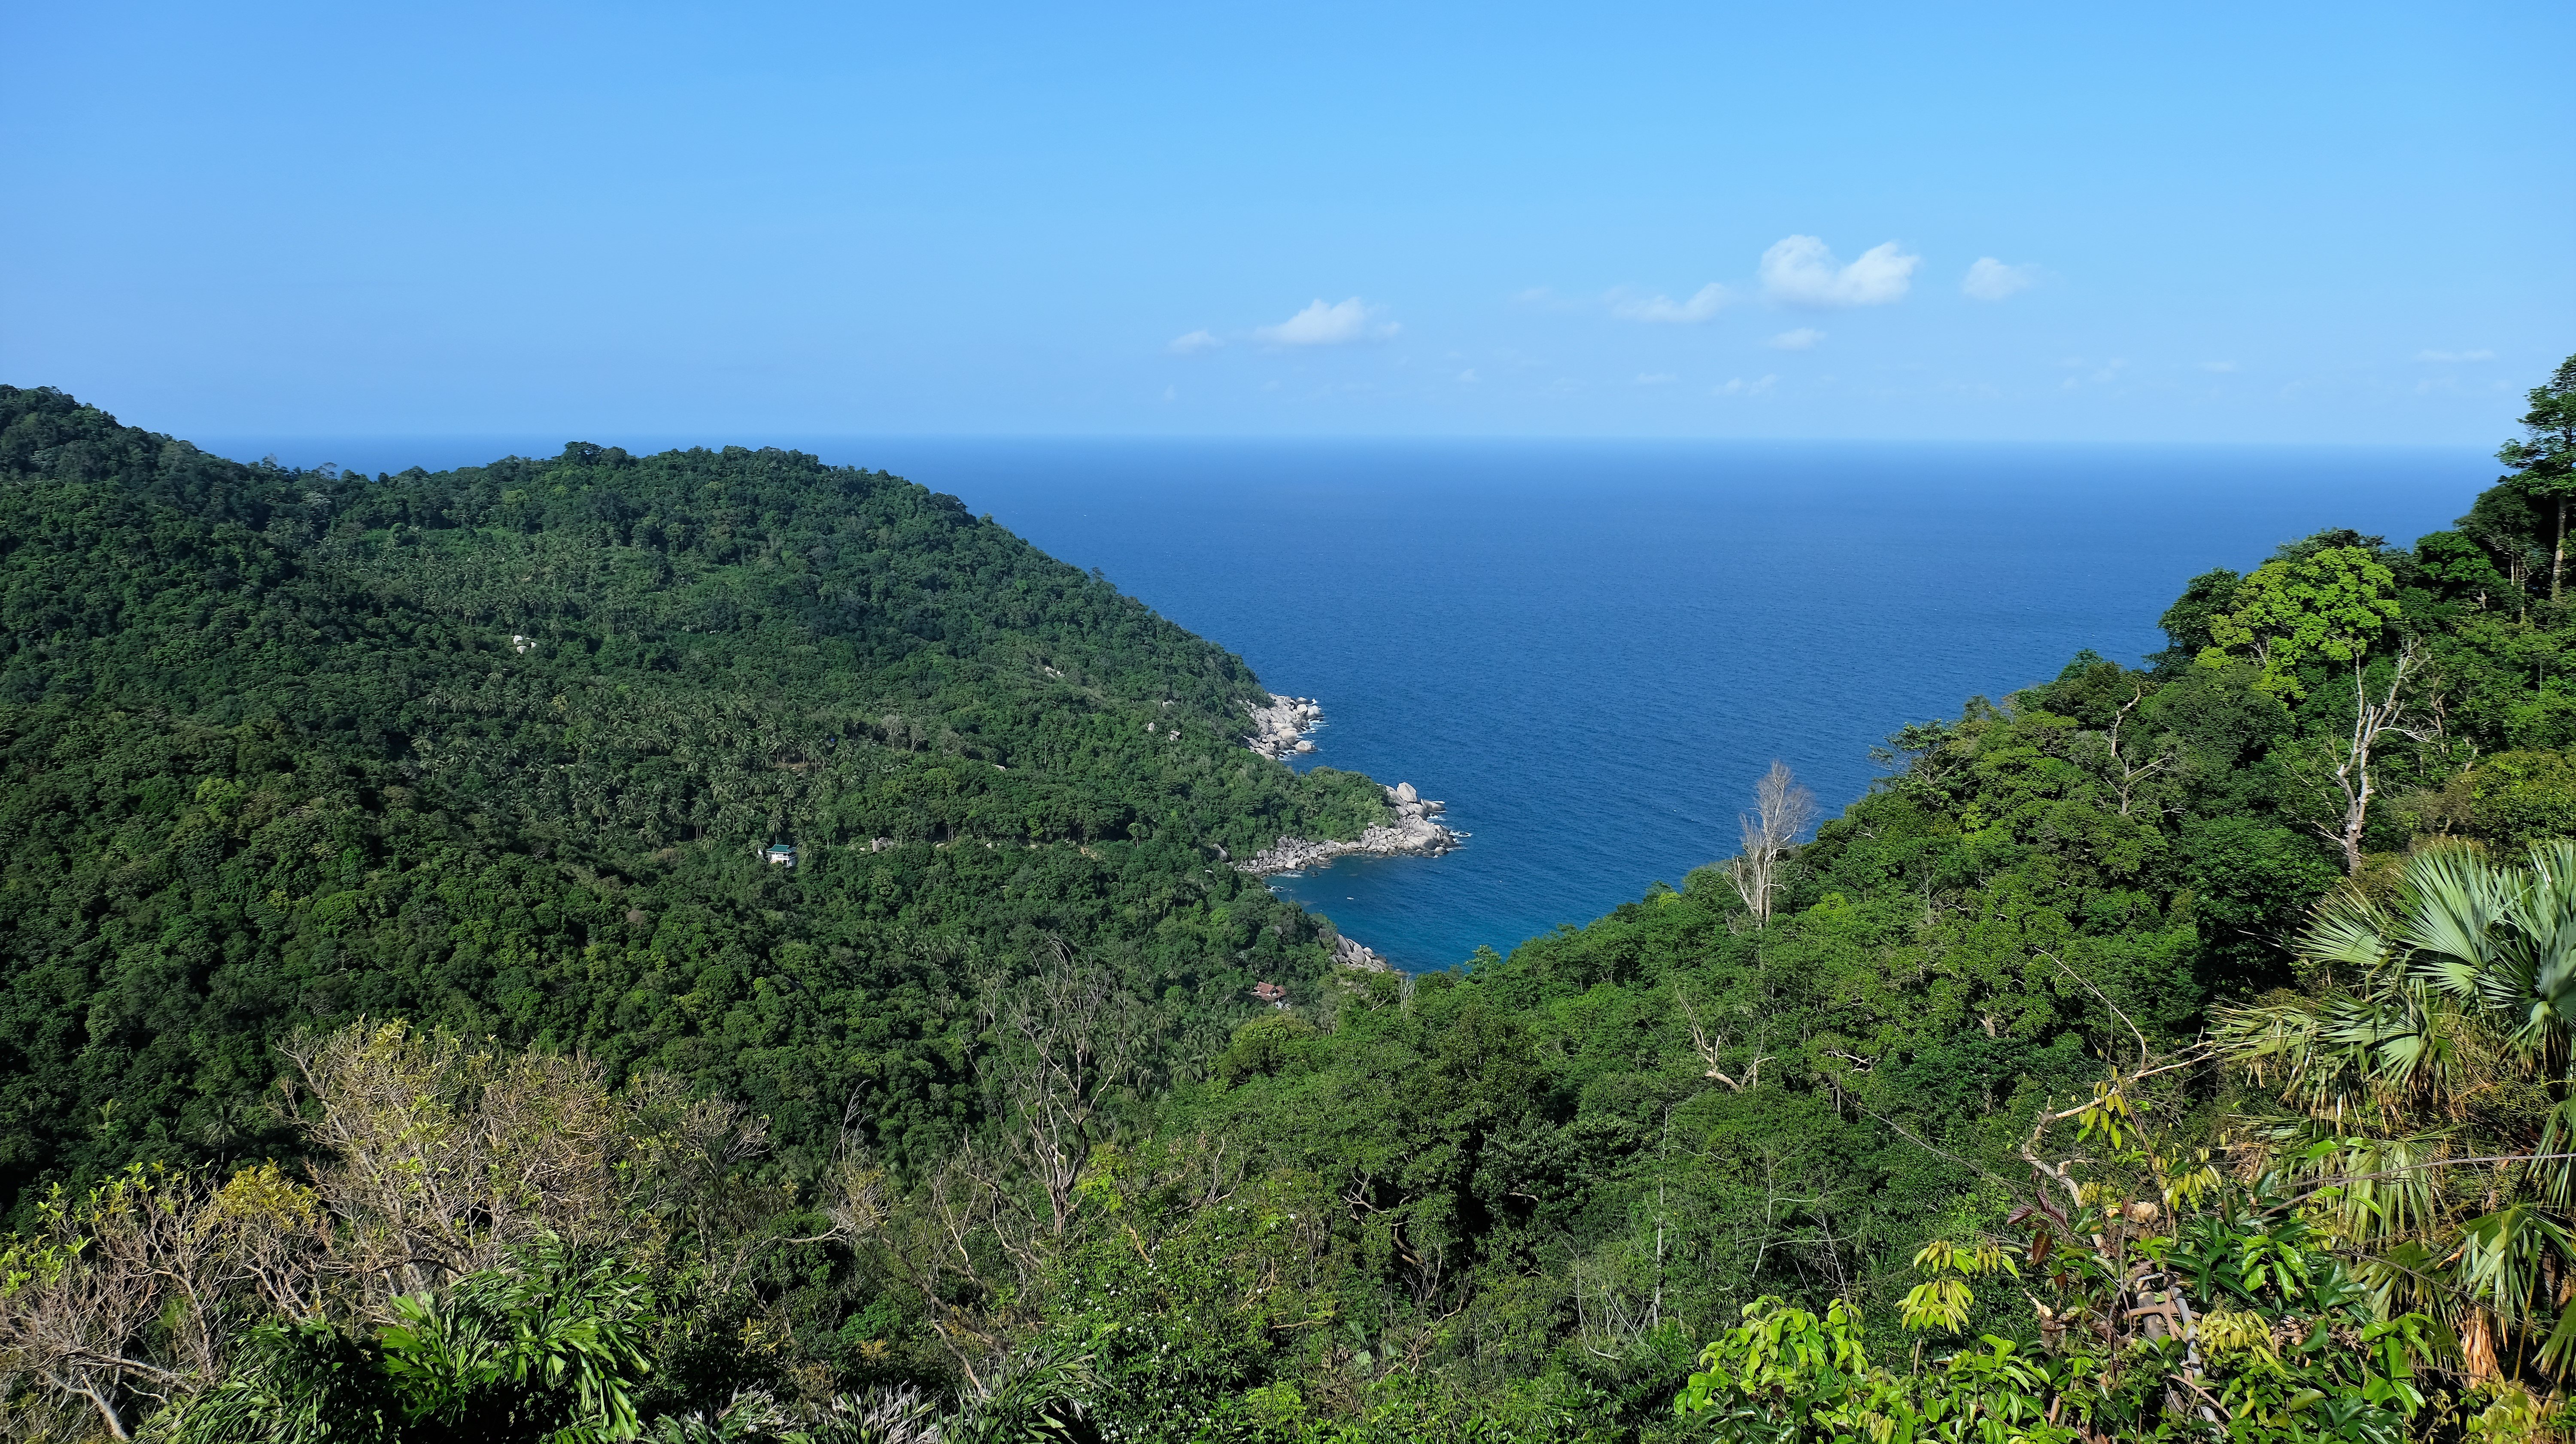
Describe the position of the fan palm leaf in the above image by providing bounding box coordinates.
[2518,841,2576,1040]
[2219,841,2576,1382]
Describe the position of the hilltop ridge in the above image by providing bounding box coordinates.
[0,384,1401,1200]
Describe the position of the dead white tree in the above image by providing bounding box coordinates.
[875,938,1146,1393]
[2101,686,2174,816]
[2318,641,2430,876]
[1677,985,1768,1091]
[978,939,1139,1241]
[1726,760,1817,926]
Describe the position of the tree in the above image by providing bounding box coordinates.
[1672,1199,2438,1443]
[153,1239,659,1444]
[0,1161,332,1441]
[1725,760,1815,926]
[2150,567,2242,669]
[2196,544,2398,700]
[0,1169,217,1441]
[2218,842,2576,1386]
[978,941,1139,1245]
[2497,355,2576,602]
[2415,529,2515,608]
[280,1022,645,1304]
[2315,640,2432,876]
[2195,545,2417,874]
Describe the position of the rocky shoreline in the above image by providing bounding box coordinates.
[1331,933,1393,973]
[1239,781,1464,874]
[1238,694,1459,973]
[1244,693,1324,759]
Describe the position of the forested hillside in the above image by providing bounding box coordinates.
[12,362,2576,1443]
[0,384,1390,1208]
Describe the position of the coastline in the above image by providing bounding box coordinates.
[1244,693,1324,759]
[1239,692,1463,873]
[1331,932,1394,973]
[1238,691,1461,973]
[1238,781,1464,874]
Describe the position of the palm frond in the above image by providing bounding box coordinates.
[2231,841,2576,1384]
[2395,844,2519,1004]
[2299,883,2400,980]
[2530,1096,2576,1210]
[2520,841,2576,1043]
[2456,1204,2576,1336]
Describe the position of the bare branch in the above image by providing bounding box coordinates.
[2316,641,2430,876]
[1726,761,1817,926]
[1675,985,1768,1090]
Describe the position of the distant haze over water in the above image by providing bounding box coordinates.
[206,435,2487,969]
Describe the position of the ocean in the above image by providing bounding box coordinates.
[203,435,2490,969]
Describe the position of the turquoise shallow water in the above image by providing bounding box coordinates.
[206,435,2487,969]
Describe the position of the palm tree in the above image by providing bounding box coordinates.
[2217,841,2576,1383]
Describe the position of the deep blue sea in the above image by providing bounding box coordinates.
[204,435,2488,969]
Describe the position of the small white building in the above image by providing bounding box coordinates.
[762,843,797,868]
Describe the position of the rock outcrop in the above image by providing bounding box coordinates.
[1244,693,1324,759]
[1239,782,1463,874]
[1331,933,1393,973]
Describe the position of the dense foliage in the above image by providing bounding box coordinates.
[14,359,2576,1441]
[0,384,1389,1209]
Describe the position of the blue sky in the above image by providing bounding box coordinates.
[3,1,2568,443]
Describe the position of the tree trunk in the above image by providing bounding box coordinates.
[2326,645,2425,877]
[75,1383,129,1441]
[2555,496,2565,603]
[1728,761,1817,925]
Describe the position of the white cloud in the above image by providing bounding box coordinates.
[1961,257,2038,301]
[2199,360,2237,373]
[1255,298,1397,346]
[1167,329,1221,355]
[1610,283,1732,323]
[1769,328,1824,351]
[1759,236,1918,307]
[1458,369,1481,383]
[2060,357,2129,389]
[1634,372,1677,385]
[2417,349,2496,363]
[1713,375,1777,397]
